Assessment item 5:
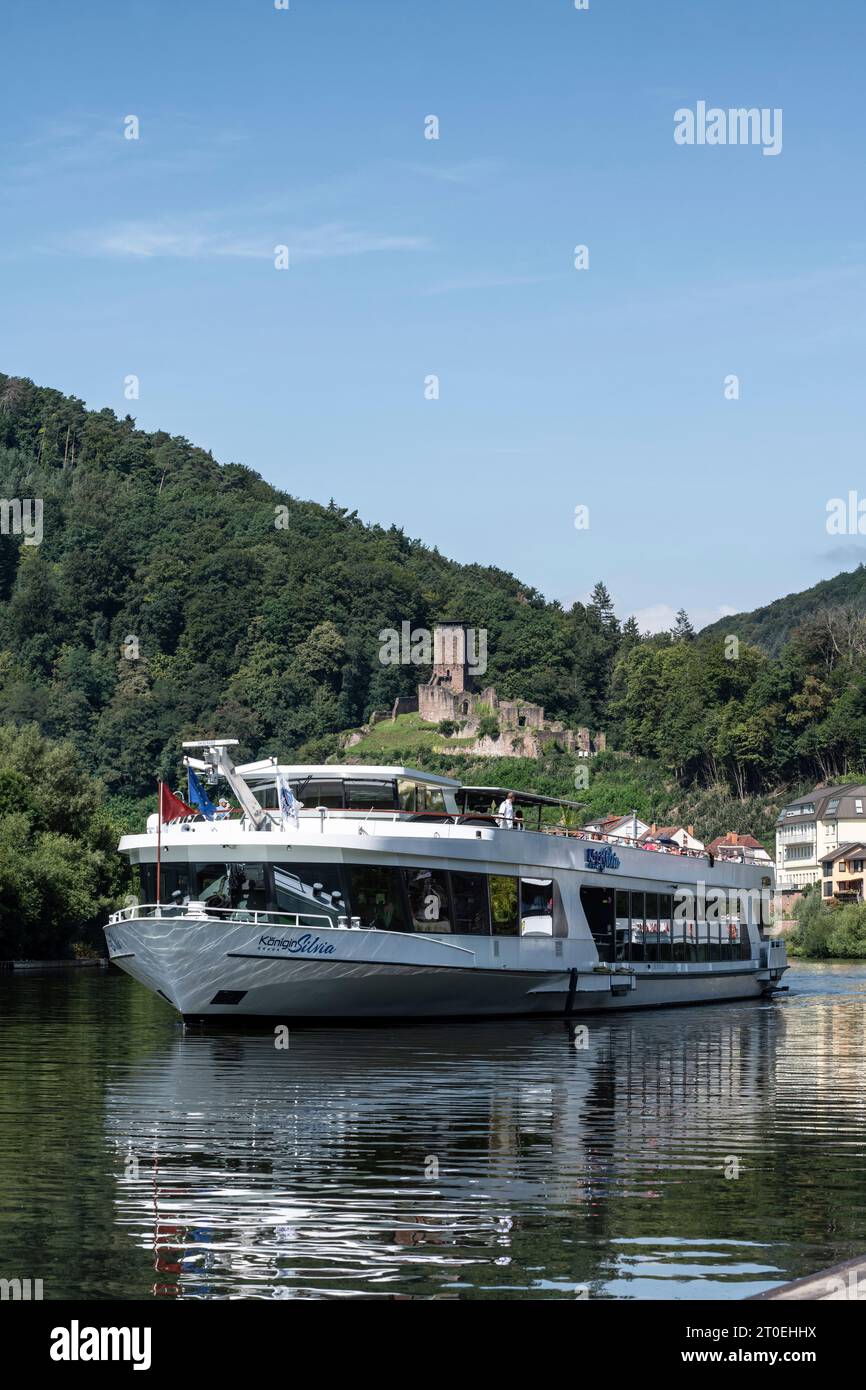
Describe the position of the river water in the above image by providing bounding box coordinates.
[1,961,864,1300]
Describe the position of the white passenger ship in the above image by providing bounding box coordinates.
[104,739,788,1021]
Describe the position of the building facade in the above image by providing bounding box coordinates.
[775,784,866,891]
[819,844,866,902]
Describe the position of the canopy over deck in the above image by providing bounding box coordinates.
[457,785,585,828]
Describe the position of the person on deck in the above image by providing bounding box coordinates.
[497,792,515,829]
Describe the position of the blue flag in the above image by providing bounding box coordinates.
[188,768,217,820]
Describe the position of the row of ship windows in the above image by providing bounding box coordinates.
[140,861,561,936]
[255,780,447,813]
[581,887,754,963]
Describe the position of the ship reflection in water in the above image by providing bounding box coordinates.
[101,964,866,1300]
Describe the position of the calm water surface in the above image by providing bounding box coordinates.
[1,962,865,1300]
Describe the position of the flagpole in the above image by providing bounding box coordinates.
[156,780,162,911]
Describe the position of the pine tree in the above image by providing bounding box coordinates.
[672,609,695,642]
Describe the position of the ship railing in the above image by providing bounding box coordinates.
[107,904,338,928]
[155,807,726,863]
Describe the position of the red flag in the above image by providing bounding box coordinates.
[160,783,196,823]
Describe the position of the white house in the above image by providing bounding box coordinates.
[775,784,866,890]
[583,812,650,842]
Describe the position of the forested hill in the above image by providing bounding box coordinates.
[0,373,620,796]
[700,566,866,656]
[2,371,866,809]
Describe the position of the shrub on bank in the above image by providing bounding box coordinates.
[0,723,129,959]
[788,886,866,959]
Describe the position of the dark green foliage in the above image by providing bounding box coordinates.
[3,371,866,821]
[788,884,866,959]
[477,715,500,740]
[0,723,129,958]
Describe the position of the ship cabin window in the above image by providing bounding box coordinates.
[644,892,659,962]
[301,779,345,809]
[615,891,629,960]
[490,875,519,935]
[345,779,398,812]
[194,863,233,907]
[417,785,447,815]
[695,896,707,962]
[406,868,452,932]
[659,893,673,961]
[630,892,645,962]
[272,863,346,926]
[398,779,418,812]
[580,884,615,962]
[139,863,156,903]
[347,865,410,932]
[232,863,268,912]
[450,872,489,934]
[521,878,553,936]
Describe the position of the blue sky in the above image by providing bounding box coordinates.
[2,0,865,631]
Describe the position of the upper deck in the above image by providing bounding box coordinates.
[120,758,772,892]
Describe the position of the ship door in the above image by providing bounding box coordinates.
[580,884,616,963]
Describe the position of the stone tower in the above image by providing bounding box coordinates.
[430,621,473,694]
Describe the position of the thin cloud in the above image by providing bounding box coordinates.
[423,272,557,295]
[62,219,431,261]
[398,158,502,185]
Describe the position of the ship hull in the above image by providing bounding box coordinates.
[104,916,780,1022]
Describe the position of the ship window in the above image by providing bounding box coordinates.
[644,892,659,962]
[230,863,268,913]
[346,780,397,811]
[521,878,554,936]
[406,868,452,933]
[580,885,615,962]
[422,786,447,814]
[695,894,708,962]
[490,875,519,935]
[139,863,156,903]
[672,910,686,963]
[347,865,409,932]
[193,863,232,908]
[659,893,672,961]
[397,779,417,812]
[450,872,490,935]
[630,892,645,962]
[302,779,345,809]
[272,864,346,926]
[615,890,629,961]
